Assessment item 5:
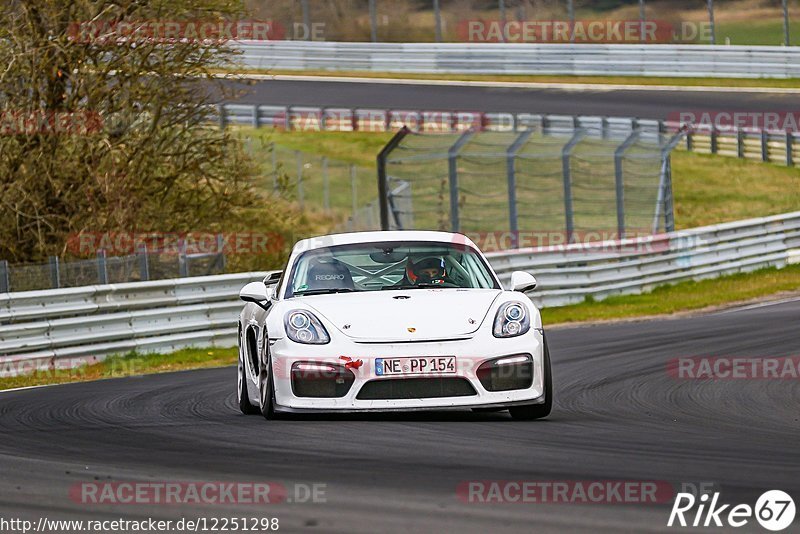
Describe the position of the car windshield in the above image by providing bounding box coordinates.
[285,241,499,298]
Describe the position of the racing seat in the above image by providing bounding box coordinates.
[305,258,355,290]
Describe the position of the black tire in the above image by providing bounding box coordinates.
[509,334,553,421]
[258,346,278,420]
[238,346,259,415]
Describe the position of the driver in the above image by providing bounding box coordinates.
[406,256,447,285]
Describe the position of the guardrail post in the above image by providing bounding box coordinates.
[351,109,358,131]
[737,128,745,158]
[218,105,227,130]
[786,131,794,167]
[319,107,327,131]
[710,128,718,154]
[96,249,108,285]
[0,260,9,293]
[562,129,586,245]
[601,117,609,140]
[686,129,693,151]
[137,243,150,281]
[761,130,769,162]
[377,127,410,230]
[178,240,189,278]
[614,130,641,240]
[505,130,534,248]
[49,256,60,289]
[252,105,259,128]
[447,130,475,232]
[271,143,278,191]
[322,157,330,210]
[284,106,291,130]
[296,151,304,208]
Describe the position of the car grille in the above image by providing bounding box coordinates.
[356,377,477,400]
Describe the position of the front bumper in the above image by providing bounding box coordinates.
[269,329,545,412]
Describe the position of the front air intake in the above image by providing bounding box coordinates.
[356,377,476,400]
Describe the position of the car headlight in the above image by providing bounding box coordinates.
[493,302,530,338]
[284,310,330,344]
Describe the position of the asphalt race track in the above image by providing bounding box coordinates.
[224,77,800,120]
[1,299,798,533]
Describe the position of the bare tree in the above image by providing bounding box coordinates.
[0,0,256,262]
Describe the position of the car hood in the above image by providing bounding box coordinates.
[302,289,503,342]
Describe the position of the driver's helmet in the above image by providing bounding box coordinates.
[407,256,447,285]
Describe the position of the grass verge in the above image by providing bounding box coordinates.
[543,264,800,325]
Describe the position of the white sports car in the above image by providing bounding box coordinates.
[236,231,552,420]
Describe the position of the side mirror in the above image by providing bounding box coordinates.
[510,271,537,293]
[239,281,273,307]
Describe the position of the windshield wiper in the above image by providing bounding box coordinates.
[294,288,357,296]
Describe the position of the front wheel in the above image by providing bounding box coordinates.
[509,335,553,421]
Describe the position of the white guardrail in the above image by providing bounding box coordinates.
[236,41,800,78]
[2,211,800,376]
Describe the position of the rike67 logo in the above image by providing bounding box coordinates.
[668,490,796,531]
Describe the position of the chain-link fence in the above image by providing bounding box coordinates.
[380,118,684,251]
[243,136,381,231]
[0,249,225,293]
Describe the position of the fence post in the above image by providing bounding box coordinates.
[369,0,378,42]
[447,130,475,232]
[567,0,575,43]
[498,0,506,42]
[350,164,358,219]
[434,0,442,42]
[377,127,410,230]
[562,129,586,245]
[96,249,108,285]
[506,130,534,248]
[737,128,745,158]
[707,0,716,44]
[296,151,305,208]
[322,157,330,210]
[783,0,791,46]
[639,0,646,43]
[787,131,794,167]
[137,243,150,281]
[178,239,189,278]
[614,130,641,240]
[0,260,9,293]
[301,0,311,40]
[216,233,226,272]
[49,256,60,289]
[271,143,279,191]
[761,130,769,162]
[654,131,686,234]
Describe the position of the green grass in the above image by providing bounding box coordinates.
[543,263,800,325]
[716,19,800,46]
[251,69,800,90]
[672,151,800,229]
[0,347,237,391]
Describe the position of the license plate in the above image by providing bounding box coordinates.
[375,356,456,376]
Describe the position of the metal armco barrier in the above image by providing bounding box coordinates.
[2,212,800,376]
[0,272,270,377]
[235,41,800,79]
